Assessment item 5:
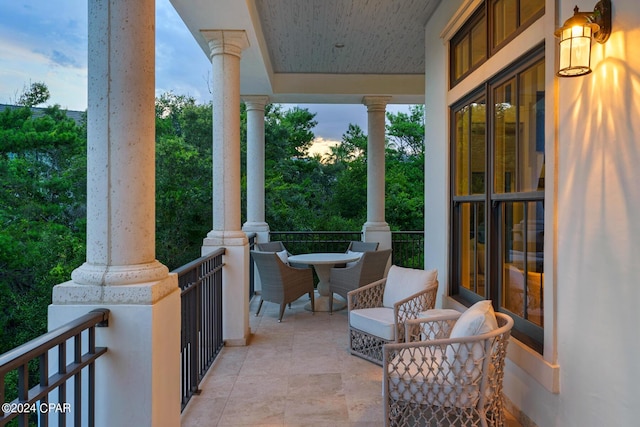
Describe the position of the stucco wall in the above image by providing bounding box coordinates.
[424,0,640,425]
[554,0,640,425]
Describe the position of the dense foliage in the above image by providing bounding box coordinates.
[1,88,425,361]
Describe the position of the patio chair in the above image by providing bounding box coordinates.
[333,240,380,268]
[346,240,379,252]
[255,240,306,267]
[347,265,438,364]
[256,241,288,252]
[382,303,514,427]
[251,251,315,322]
[328,249,392,313]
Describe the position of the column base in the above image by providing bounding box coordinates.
[203,230,248,248]
[362,223,392,250]
[201,240,251,346]
[242,221,270,232]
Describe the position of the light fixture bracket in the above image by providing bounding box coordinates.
[554,1,611,43]
[591,0,612,43]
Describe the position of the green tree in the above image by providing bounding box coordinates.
[16,81,51,107]
[154,93,212,270]
[0,100,87,356]
[384,105,425,230]
[386,105,425,156]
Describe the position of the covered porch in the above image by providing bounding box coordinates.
[25,0,640,426]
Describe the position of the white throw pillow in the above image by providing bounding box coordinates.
[276,249,289,265]
[444,300,499,382]
[382,266,438,308]
[448,300,498,339]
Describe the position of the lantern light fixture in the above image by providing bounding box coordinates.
[554,0,612,77]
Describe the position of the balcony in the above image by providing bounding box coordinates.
[1,233,522,426]
[181,297,523,426]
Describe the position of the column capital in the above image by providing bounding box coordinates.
[200,30,249,58]
[243,95,270,111]
[362,96,392,112]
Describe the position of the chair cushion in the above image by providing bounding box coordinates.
[387,347,484,408]
[350,307,396,341]
[276,249,289,265]
[449,300,497,339]
[445,300,498,370]
[382,266,438,309]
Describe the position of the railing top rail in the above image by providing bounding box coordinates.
[0,308,109,374]
[270,231,362,235]
[172,247,225,275]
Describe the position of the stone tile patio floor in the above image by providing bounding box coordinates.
[181,295,522,427]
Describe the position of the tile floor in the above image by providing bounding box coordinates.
[180,295,522,427]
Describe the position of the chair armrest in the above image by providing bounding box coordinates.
[404,312,460,342]
[392,282,439,341]
[347,278,386,311]
[281,265,314,292]
[392,282,439,323]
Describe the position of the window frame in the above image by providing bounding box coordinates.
[450,44,546,353]
[450,0,545,88]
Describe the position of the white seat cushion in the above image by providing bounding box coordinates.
[382,266,437,308]
[350,307,396,341]
[387,347,483,408]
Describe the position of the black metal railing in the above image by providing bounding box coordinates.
[175,249,225,411]
[0,309,110,427]
[268,230,424,268]
[391,231,425,269]
[247,233,257,300]
[269,231,363,254]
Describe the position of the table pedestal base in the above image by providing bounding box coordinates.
[304,292,346,312]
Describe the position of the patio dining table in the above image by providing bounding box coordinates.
[287,252,361,312]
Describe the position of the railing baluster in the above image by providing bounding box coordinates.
[174,248,225,411]
[0,309,109,427]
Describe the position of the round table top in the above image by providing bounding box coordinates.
[287,252,361,265]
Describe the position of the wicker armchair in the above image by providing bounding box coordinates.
[347,265,438,364]
[328,249,392,313]
[382,306,514,427]
[251,251,315,322]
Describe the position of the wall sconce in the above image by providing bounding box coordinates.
[555,0,612,77]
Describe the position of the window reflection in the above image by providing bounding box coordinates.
[502,201,544,326]
[459,202,486,296]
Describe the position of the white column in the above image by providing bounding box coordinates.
[48,1,180,426]
[242,95,270,243]
[362,96,392,250]
[201,30,251,346]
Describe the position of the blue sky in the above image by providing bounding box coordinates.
[0,0,409,144]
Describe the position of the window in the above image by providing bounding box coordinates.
[451,9,487,85]
[491,0,544,50]
[451,46,545,353]
[450,0,544,87]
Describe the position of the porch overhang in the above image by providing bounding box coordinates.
[169,0,441,104]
